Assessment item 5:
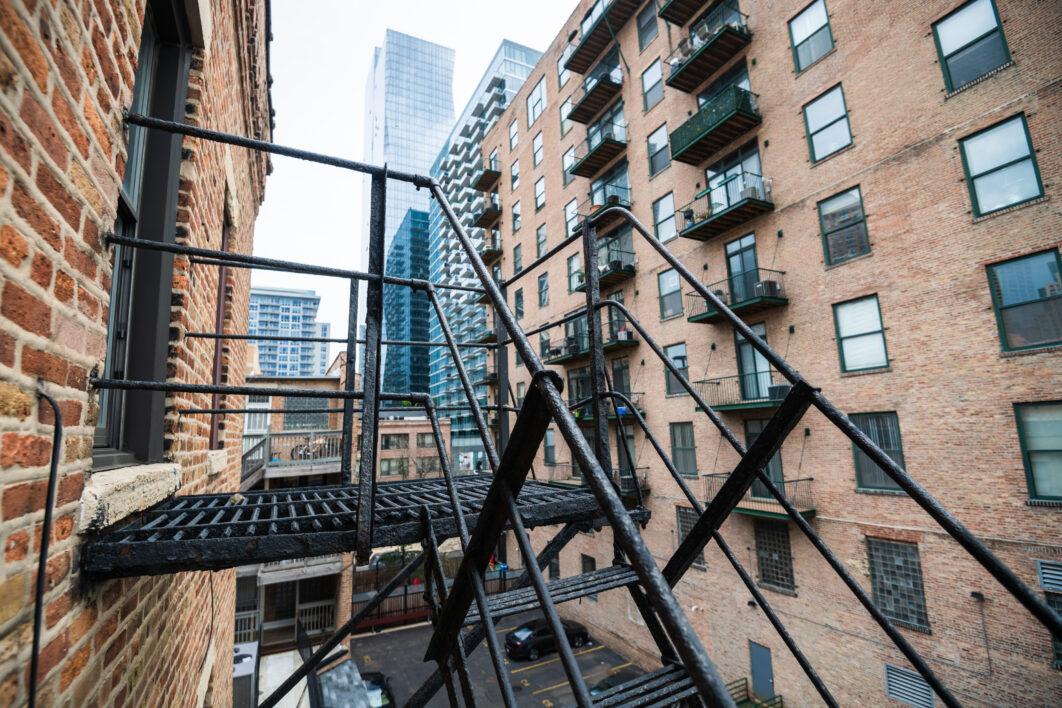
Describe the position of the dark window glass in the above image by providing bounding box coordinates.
[755,519,795,591]
[1015,403,1062,500]
[933,0,1009,92]
[670,422,696,476]
[664,342,688,395]
[850,412,905,491]
[647,124,670,176]
[284,397,329,431]
[637,3,658,49]
[819,187,869,265]
[544,429,555,464]
[581,554,598,599]
[514,289,524,319]
[676,507,704,568]
[536,224,547,257]
[867,539,929,629]
[987,251,1062,351]
[538,273,549,307]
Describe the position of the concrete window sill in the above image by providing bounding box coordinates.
[79,463,182,533]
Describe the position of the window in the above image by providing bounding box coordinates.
[676,507,704,568]
[884,664,934,708]
[987,250,1062,351]
[549,555,561,580]
[557,52,570,88]
[244,394,271,434]
[539,331,551,358]
[283,397,328,430]
[527,76,547,126]
[514,289,524,319]
[515,346,524,369]
[509,119,519,150]
[95,2,192,466]
[381,433,409,450]
[819,186,869,265]
[1015,403,1062,500]
[544,429,556,464]
[670,422,696,476]
[851,412,905,491]
[565,198,579,236]
[866,538,929,629]
[533,132,544,165]
[642,60,663,110]
[488,147,498,171]
[804,84,851,162]
[1040,562,1062,665]
[959,115,1042,216]
[754,519,795,591]
[534,177,546,209]
[833,295,888,372]
[581,554,598,599]
[561,147,576,186]
[653,193,676,242]
[513,244,523,273]
[417,432,434,449]
[510,159,519,189]
[789,0,834,72]
[560,98,573,136]
[658,269,682,319]
[647,123,670,176]
[512,200,521,231]
[416,457,441,476]
[538,273,549,307]
[933,0,1009,92]
[381,458,408,477]
[536,224,548,258]
[568,254,582,291]
[637,2,658,50]
[664,342,688,395]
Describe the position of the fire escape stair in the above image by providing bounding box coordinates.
[464,564,639,624]
[562,663,698,707]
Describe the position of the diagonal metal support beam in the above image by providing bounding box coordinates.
[663,381,815,585]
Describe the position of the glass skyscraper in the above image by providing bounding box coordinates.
[383,208,430,398]
[248,287,330,376]
[428,41,541,470]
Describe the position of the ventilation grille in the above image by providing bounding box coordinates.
[885,663,934,708]
[1038,560,1062,592]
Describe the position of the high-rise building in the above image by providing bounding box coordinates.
[428,41,542,469]
[383,209,431,398]
[480,0,1062,705]
[314,322,332,376]
[249,286,330,376]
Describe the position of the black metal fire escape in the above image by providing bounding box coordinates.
[70,114,1061,708]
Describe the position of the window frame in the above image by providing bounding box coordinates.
[509,119,519,150]
[803,83,852,163]
[832,294,889,373]
[514,288,524,319]
[538,273,550,307]
[526,75,547,127]
[647,123,670,176]
[676,506,705,569]
[512,200,521,231]
[850,411,906,492]
[416,432,434,449]
[637,2,659,50]
[513,244,523,273]
[532,131,544,165]
[818,185,870,266]
[658,268,682,320]
[959,114,1043,217]
[866,538,930,631]
[1014,401,1062,501]
[669,422,697,477]
[534,176,546,210]
[664,342,689,396]
[754,519,795,592]
[641,59,664,111]
[653,192,676,242]
[536,224,547,258]
[510,159,519,189]
[788,0,835,73]
[986,249,1062,352]
[931,0,1010,93]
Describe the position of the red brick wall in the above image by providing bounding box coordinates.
[0,0,269,705]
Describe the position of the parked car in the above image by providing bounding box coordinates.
[505,618,589,660]
[362,672,395,707]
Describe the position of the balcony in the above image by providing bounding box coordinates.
[240,430,345,487]
[575,184,632,235]
[543,332,590,365]
[474,279,500,304]
[658,0,711,26]
[571,122,628,178]
[574,243,637,291]
[705,474,815,520]
[685,269,788,324]
[572,393,644,424]
[474,328,497,344]
[472,365,497,386]
[694,369,790,411]
[568,65,624,124]
[677,171,773,241]
[665,4,751,93]
[564,0,643,75]
[670,86,761,165]
[472,157,501,192]
[472,195,502,228]
[477,235,503,266]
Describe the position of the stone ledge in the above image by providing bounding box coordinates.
[79,463,182,532]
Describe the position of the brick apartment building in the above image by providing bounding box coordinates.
[475,0,1062,704]
[0,0,271,705]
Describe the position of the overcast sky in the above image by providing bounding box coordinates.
[250,1,575,362]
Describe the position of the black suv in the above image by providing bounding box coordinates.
[504,618,589,660]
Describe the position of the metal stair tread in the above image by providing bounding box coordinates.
[464,564,639,623]
[561,663,697,707]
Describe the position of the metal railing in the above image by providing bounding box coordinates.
[574,121,628,162]
[568,62,623,115]
[664,1,749,79]
[298,599,337,636]
[542,331,590,361]
[477,234,502,257]
[705,474,814,515]
[670,85,760,157]
[685,268,787,318]
[579,183,632,216]
[694,369,788,408]
[254,429,344,467]
[235,610,259,644]
[678,169,771,232]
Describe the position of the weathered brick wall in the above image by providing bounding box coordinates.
[494,0,1062,704]
[0,0,270,705]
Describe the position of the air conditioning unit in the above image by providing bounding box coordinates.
[711,289,728,305]
[233,642,259,708]
[740,185,763,201]
[768,383,792,401]
[604,131,615,141]
[606,194,620,205]
[754,280,782,298]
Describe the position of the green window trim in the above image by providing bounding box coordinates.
[832,294,889,373]
[510,159,519,189]
[647,123,670,177]
[538,273,549,307]
[534,177,545,210]
[653,192,676,242]
[536,224,547,257]
[512,200,521,231]
[850,411,906,491]
[986,249,1062,352]
[533,132,544,165]
[658,268,682,320]
[1014,401,1062,501]
[818,186,869,266]
[560,98,573,136]
[509,120,518,150]
[803,83,852,163]
[642,59,663,111]
[959,114,1044,218]
[664,342,688,395]
[931,0,1010,94]
[669,422,697,476]
[788,0,835,73]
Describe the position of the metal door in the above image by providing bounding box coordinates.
[750,641,774,700]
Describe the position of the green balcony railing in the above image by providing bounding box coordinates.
[670,85,761,165]
[664,1,750,93]
[686,268,787,323]
[568,63,624,124]
[705,474,814,520]
[678,170,773,241]
[571,121,628,178]
[694,369,789,410]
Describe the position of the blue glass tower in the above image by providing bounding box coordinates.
[428,42,541,470]
[383,209,430,398]
[248,287,329,376]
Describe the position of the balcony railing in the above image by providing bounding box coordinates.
[564,0,642,75]
[240,431,345,482]
[235,610,259,644]
[543,332,590,365]
[665,2,750,93]
[575,184,632,234]
[686,268,788,323]
[568,64,624,124]
[472,365,497,386]
[477,235,503,265]
[705,474,815,519]
[658,0,714,26]
[472,195,502,228]
[575,243,636,291]
[678,170,773,241]
[475,328,497,344]
[694,369,790,410]
[474,278,500,304]
[472,156,501,191]
[670,85,761,165]
[573,393,644,424]
[571,122,628,178]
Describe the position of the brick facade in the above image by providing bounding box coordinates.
[488,0,1062,704]
[0,0,270,705]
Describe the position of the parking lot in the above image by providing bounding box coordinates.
[348,610,643,706]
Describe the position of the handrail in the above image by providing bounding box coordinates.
[664,1,749,79]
